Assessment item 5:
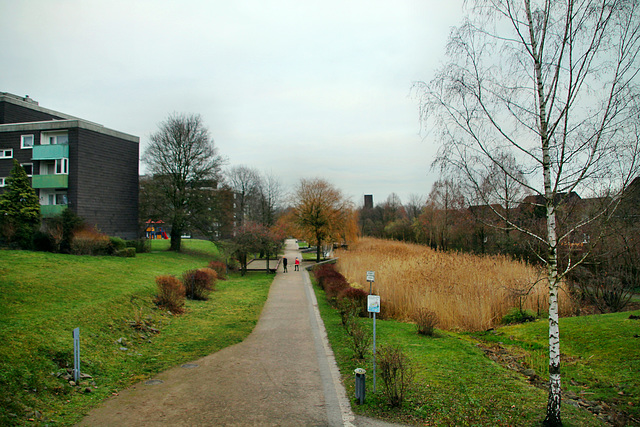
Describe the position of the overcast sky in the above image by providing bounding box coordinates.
[1,0,464,206]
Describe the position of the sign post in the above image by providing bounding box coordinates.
[366,271,375,318]
[367,294,380,393]
[72,327,80,382]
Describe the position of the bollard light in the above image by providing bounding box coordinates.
[354,368,366,405]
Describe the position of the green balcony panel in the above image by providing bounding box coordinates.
[40,204,67,218]
[31,144,69,160]
[32,174,68,189]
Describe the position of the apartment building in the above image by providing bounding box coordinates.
[0,92,139,239]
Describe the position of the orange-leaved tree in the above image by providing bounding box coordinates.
[293,178,358,262]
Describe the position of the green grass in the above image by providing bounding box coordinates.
[314,283,611,426]
[148,238,220,256]
[472,311,640,421]
[0,242,272,426]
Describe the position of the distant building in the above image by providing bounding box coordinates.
[364,194,373,209]
[0,92,139,238]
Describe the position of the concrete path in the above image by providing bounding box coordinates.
[79,239,403,427]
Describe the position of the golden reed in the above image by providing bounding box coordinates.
[335,238,574,331]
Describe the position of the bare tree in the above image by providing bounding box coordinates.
[226,165,260,228]
[142,113,224,252]
[405,193,426,221]
[415,0,640,424]
[252,171,284,228]
[479,152,530,236]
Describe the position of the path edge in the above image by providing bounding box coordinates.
[302,266,356,427]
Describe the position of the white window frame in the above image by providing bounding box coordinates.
[0,177,5,187]
[21,134,35,149]
[41,131,69,146]
[0,148,13,159]
[55,158,69,175]
[21,163,33,177]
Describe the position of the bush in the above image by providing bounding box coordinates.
[154,275,185,314]
[70,228,111,255]
[109,236,127,251]
[501,308,537,325]
[314,264,350,304]
[33,230,55,252]
[378,344,414,408]
[313,264,344,290]
[116,247,136,257]
[126,238,151,253]
[183,269,214,300]
[208,260,227,280]
[346,318,372,360]
[337,298,360,327]
[338,287,368,317]
[198,268,218,291]
[413,308,438,336]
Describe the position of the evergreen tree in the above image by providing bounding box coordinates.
[0,160,41,248]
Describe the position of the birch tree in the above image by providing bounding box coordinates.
[415,0,640,424]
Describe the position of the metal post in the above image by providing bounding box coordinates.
[373,312,376,393]
[354,368,366,404]
[72,327,80,382]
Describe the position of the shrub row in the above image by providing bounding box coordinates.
[154,267,218,313]
[314,263,415,408]
[313,264,367,314]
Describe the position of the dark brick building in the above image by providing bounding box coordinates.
[0,92,139,238]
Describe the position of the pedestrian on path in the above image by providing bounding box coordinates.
[294,257,300,271]
[282,256,288,272]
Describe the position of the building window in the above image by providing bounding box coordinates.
[40,190,68,205]
[21,163,33,177]
[0,149,13,159]
[41,132,69,145]
[21,135,34,149]
[55,158,69,175]
[0,178,5,187]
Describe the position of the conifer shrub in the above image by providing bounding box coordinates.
[154,275,185,314]
[207,260,227,280]
[183,269,214,300]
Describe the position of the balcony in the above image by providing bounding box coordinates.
[40,204,67,218]
[32,144,69,160]
[32,174,68,189]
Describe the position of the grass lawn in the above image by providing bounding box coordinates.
[313,282,638,426]
[0,241,273,426]
[471,311,640,422]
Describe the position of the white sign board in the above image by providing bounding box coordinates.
[366,271,375,282]
[367,295,381,313]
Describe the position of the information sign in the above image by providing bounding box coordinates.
[367,295,381,313]
[366,271,375,282]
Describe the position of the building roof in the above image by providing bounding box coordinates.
[0,92,138,143]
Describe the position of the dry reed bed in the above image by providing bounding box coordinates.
[336,238,573,331]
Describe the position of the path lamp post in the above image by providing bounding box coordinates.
[354,368,366,404]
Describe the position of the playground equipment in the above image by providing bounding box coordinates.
[145,220,168,239]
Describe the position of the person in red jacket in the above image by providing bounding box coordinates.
[294,257,300,271]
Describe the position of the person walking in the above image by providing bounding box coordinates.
[294,257,300,271]
[282,257,288,273]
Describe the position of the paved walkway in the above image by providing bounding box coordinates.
[79,239,403,426]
